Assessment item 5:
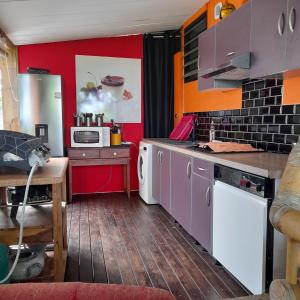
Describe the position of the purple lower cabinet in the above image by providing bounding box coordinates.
[160,149,171,213]
[152,146,161,203]
[191,173,213,254]
[170,152,192,233]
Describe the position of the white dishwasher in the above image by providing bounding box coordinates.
[213,165,286,295]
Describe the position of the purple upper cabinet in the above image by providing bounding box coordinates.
[152,146,161,203]
[170,152,192,233]
[215,2,251,68]
[250,0,288,78]
[198,26,216,91]
[286,0,300,71]
[160,149,171,213]
[191,173,213,254]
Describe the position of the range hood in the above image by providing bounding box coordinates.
[199,53,251,81]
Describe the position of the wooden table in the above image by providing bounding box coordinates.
[67,145,131,202]
[0,157,68,282]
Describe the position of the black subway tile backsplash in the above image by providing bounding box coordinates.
[280,125,292,134]
[271,86,282,96]
[253,116,262,124]
[276,96,282,105]
[250,90,259,98]
[270,106,281,115]
[275,115,286,124]
[258,125,268,133]
[245,82,255,91]
[259,107,269,115]
[265,97,276,106]
[267,143,279,152]
[273,134,285,143]
[265,79,276,87]
[286,135,299,144]
[259,88,269,98]
[255,98,264,107]
[294,125,300,134]
[187,79,299,153]
[255,80,265,90]
[263,115,274,124]
[282,105,294,114]
[288,115,300,124]
[268,125,279,133]
[279,144,292,153]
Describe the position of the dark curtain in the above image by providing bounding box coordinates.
[144,31,181,138]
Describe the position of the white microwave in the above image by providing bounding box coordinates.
[71,127,110,147]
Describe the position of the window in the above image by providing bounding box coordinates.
[183,12,207,83]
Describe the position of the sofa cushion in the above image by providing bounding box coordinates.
[0,282,176,300]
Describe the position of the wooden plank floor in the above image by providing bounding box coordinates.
[65,192,250,300]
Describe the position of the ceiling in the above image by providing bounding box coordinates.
[0,0,207,46]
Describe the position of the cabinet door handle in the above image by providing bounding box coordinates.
[198,167,207,172]
[186,162,191,179]
[197,55,200,70]
[82,153,86,157]
[289,7,296,33]
[227,51,236,57]
[160,151,163,164]
[113,152,117,156]
[278,12,286,36]
[206,186,211,206]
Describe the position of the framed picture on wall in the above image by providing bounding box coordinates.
[75,55,141,123]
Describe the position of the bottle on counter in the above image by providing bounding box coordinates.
[110,119,122,145]
[209,121,215,142]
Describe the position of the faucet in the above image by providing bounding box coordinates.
[191,117,199,144]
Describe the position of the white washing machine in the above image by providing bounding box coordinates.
[138,141,157,204]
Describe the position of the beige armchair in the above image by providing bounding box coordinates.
[269,142,300,299]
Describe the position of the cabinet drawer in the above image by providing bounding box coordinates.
[192,158,214,179]
[68,149,100,159]
[100,148,130,159]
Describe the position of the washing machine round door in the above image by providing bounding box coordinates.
[137,153,145,185]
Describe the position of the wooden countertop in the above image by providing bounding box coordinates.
[0,157,69,187]
[143,139,288,179]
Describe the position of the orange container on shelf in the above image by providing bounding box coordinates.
[111,133,122,146]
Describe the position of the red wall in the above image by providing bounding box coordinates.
[18,35,144,194]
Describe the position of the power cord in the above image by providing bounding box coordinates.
[0,162,38,284]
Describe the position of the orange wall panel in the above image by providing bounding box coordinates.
[184,81,242,112]
[283,77,300,104]
[174,52,184,126]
